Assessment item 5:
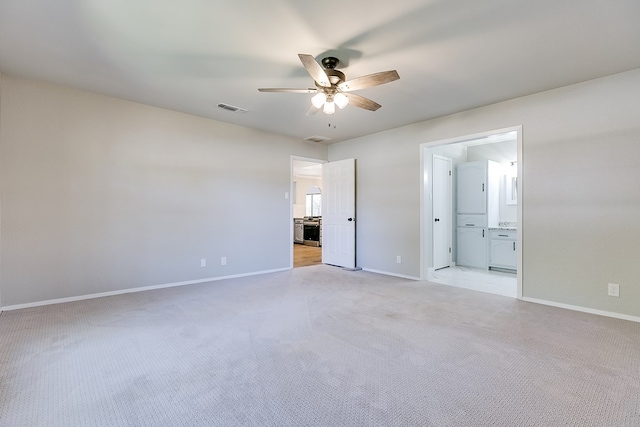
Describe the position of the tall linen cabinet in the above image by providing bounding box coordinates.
[455,160,500,269]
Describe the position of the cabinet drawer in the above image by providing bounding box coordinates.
[489,230,516,240]
[457,214,487,228]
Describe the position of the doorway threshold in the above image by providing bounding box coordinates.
[428,266,516,298]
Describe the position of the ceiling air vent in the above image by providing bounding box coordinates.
[217,103,247,113]
[304,135,332,144]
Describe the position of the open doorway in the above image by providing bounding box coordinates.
[421,126,523,298]
[291,157,325,268]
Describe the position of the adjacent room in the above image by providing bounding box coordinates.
[292,159,324,268]
[1,1,639,425]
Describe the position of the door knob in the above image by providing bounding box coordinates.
[434,218,440,222]
[347,218,354,222]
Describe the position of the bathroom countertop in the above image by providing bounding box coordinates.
[489,221,517,231]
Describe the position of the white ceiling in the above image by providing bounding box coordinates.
[1,0,639,144]
[293,160,323,179]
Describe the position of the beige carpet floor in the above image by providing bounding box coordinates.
[1,265,639,426]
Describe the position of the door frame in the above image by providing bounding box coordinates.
[290,155,326,269]
[419,125,523,299]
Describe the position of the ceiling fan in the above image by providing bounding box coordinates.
[258,54,400,115]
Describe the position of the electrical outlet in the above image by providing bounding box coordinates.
[221,256,227,266]
[608,283,620,297]
[396,255,402,264]
[200,258,206,268]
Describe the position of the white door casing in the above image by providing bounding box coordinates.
[322,159,356,269]
[433,155,452,270]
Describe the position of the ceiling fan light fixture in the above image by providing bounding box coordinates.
[258,53,399,114]
[334,93,349,109]
[311,92,327,108]
[323,101,335,115]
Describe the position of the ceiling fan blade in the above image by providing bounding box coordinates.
[347,93,382,111]
[298,54,331,88]
[258,88,317,93]
[306,105,321,116]
[338,70,400,92]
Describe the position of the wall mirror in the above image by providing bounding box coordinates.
[506,175,517,205]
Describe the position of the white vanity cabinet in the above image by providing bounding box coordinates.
[489,229,517,271]
[457,227,488,269]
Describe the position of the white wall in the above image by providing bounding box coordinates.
[3,69,639,319]
[0,75,327,307]
[328,68,640,318]
[293,176,322,218]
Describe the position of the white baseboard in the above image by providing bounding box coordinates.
[362,268,421,281]
[522,296,640,323]
[0,267,290,312]
[6,269,635,324]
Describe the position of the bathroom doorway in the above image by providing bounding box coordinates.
[421,126,523,298]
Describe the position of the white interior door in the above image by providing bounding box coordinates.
[322,158,356,269]
[433,155,452,270]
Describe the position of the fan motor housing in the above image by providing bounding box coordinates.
[324,69,345,85]
[319,57,345,85]
[321,57,340,69]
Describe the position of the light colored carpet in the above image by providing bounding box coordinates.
[1,265,639,426]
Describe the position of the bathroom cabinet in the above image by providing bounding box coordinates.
[488,229,517,271]
[456,160,499,269]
